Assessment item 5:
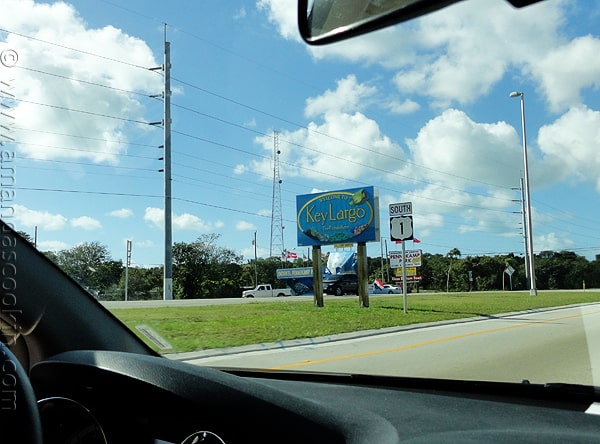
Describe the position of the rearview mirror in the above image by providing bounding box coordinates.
[298,0,546,45]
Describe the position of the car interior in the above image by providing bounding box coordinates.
[4,0,600,443]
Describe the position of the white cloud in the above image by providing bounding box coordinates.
[307,22,421,68]
[175,213,223,231]
[37,239,69,252]
[236,221,256,231]
[537,106,600,191]
[233,164,247,175]
[386,99,420,115]
[71,216,101,230]
[395,183,519,239]
[144,207,224,231]
[252,111,405,183]
[257,209,271,217]
[305,75,376,117]
[411,211,444,239]
[108,208,133,218]
[373,109,533,238]
[262,0,573,109]
[143,207,163,227]
[533,36,600,112]
[535,232,574,253]
[241,75,406,184]
[256,0,301,41]
[135,240,156,248]
[404,109,522,188]
[11,204,67,231]
[234,7,247,20]
[1,0,162,164]
[244,118,257,128]
[391,0,567,107]
[240,244,270,260]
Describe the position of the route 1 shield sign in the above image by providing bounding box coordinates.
[390,215,413,241]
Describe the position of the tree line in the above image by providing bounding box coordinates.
[24,232,600,300]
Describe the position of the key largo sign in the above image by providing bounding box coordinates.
[296,186,380,246]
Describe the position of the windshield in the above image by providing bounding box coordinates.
[2,0,600,386]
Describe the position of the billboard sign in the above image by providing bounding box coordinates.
[296,186,380,246]
[389,249,422,268]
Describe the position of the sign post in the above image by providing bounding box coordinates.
[313,246,324,307]
[401,240,407,312]
[389,202,413,313]
[505,266,515,291]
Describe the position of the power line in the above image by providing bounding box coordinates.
[3,96,155,126]
[0,27,154,71]
[15,126,158,150]
[14,66,161,99]
[14,186,163,199]
[18,164,158,181]
[17,156,158,173]
[15,141,159,161]
[14,184,281,220]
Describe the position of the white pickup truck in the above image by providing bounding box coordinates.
[242,284,292,298]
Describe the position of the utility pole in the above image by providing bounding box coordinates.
[253,231,258,286]
[509,91,537,295]
[163,30,173,300]
[380,238,384,282]
[151,29,173,300]
[384,239,389,282]
[125,240,132,301]
[358,242,370,308]
[512,178,529,284]
[519,178,529,282]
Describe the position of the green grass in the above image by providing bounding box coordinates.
[109,291,600,354]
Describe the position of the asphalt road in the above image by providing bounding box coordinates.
[176,303,600,385]
[101,295,314,308]
[101,293,395,309]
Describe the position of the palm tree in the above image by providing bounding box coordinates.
[446,248,461,293]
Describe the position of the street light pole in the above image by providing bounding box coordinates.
[509,91,537,296]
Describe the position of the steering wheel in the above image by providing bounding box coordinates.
[0,342,43,443]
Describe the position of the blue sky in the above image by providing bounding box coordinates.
[0,0,599,268]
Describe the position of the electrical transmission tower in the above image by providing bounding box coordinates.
[269,131,285,259]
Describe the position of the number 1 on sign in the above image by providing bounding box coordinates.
[391,216,413,241]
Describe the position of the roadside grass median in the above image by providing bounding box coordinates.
[109,290,600,354]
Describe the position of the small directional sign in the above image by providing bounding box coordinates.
[389,202,412,217]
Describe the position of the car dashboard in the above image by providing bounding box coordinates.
[29,349,600,444]
[30,350,383,444]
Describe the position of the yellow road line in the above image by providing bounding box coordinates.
[268,308,600,371]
